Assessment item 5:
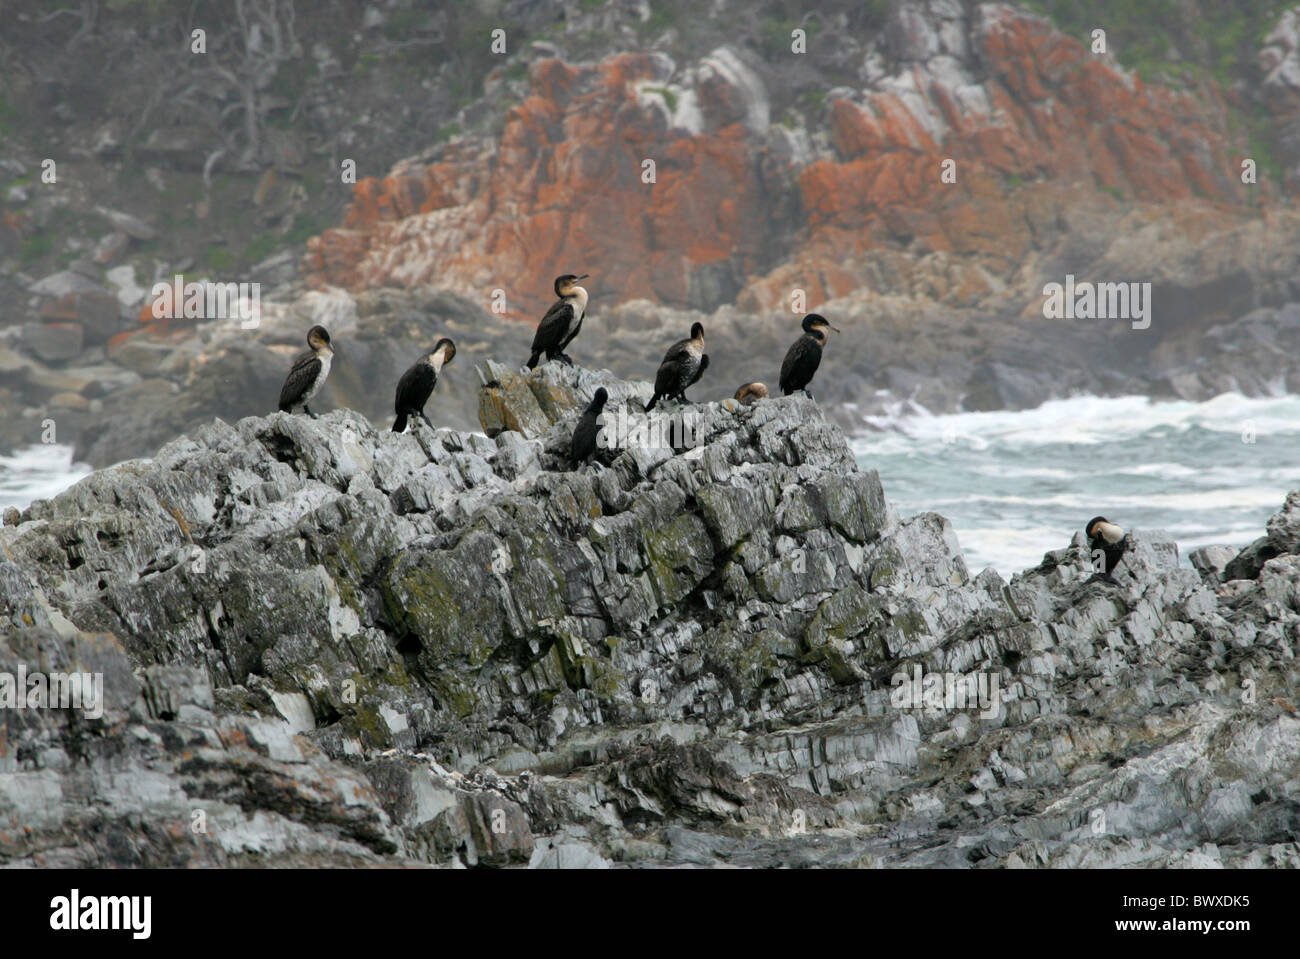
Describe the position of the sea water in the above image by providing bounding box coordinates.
[853,392,1300,577]
[0,444,91,513]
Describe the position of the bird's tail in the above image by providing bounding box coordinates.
[645,394,660,412]
[526,352,540,370]
[392,413,408,433]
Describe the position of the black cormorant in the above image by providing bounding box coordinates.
[645,322,708,412]
[779,313,839,399]
[569,387,608,466]
[527,273,590,368]
[277,325,333,417]
[393,338,456,432]
[1085,516,1128,579]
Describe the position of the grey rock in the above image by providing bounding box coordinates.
[92,208,157,242]
[1,362,1298,868]
[1189,545,1239,584]
[28,270,106,298]
[21,322,84,363]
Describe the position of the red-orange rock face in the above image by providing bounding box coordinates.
[303,5,1268,320]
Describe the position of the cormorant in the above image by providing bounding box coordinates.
[779,313,839,399]
[393,338,456,432]
[569,387,608,467]
[1085,516,1128,580]
[526,273,590,368]
[734,382,768,405]
[277,325,333,417]
[645,322,708,412]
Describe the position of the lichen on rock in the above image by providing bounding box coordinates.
[1,362,1298,868]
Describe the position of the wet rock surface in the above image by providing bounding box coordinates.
[1,365,1297,868]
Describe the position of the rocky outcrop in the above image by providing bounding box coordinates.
[5,2,1300,466]
[1260,6,1300,191]
[304,3,1292,321]
[2,364,1297,867]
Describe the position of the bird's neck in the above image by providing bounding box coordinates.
[566,286,588,314]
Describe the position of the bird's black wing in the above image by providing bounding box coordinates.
[279,352,321,411]
[571,412,599,463]
[653,337,693,394]
[531,300,576,355]
[395,362,437,414]
[557,316,584,353]
[779,336,819,393]
[1109,535,1131,573]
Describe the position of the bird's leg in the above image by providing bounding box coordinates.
[420,410,433,427]
[803,389,815,401]
[304,405,316,418]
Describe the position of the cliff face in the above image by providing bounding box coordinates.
[304,3,1279,318]
[2,367,1297,867]
[4,2,1300,465]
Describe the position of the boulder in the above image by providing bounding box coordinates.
[21,322,84,363]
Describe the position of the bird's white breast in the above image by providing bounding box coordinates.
[569,287,588,330]
[1096,521,1124,544]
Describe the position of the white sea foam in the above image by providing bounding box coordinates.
[859,392,1300,452]
[0,445,91,512]
[854,392,1299,576]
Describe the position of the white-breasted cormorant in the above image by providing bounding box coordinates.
[734,382,768,405]
[277,325,333,417]
[393,338,456,432]
[645,322,708,411]
[569,387,608,466]
[527,273,590,368]
[1086,516,1128,579]
[779,313,839,399]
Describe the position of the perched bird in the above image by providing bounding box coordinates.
[779,313,839,399]
[645,322,708,412]
[1085,516,1128,580]
[527,273,590,368]
[734,382,768,406]
[569,387,609,467]
[277,325,333,417]
[393,338,456,432]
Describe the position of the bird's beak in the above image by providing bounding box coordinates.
[830,324,841,333]
[576,274,589,280]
